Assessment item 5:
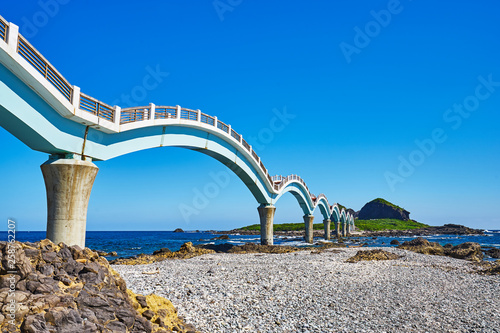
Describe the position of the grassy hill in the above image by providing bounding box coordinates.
[354,219,429,231]
[238,219,429,232]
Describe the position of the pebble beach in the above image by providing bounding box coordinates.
[113,247,500,333]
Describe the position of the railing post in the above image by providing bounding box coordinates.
[176,105,181,119]
[114,106,121,125]
[150,103,156,121]
[213,116,218,127]
[239,134,243,143]
[196,109,201,122]
[6,23,18,49]
[71,86,81,109]
[228,124,231,135]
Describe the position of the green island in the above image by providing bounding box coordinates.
[239,218,429,232]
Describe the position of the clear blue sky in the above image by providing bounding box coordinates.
[1,0,499,231]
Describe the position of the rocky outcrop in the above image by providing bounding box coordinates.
[397,237,445,255]
[390,239,400,245]
[477,261,500,275]
[173,229,184,233]
[358,198,410,221]
[445,242,483,262]
[111,242,215,265]
[0,239,197,333]
[346,249,400,263]
[398,238,484,262]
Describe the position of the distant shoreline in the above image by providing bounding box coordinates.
[216,223,484,237]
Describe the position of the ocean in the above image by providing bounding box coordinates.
[3,230,499,260]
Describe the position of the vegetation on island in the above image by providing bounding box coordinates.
[369,198,406,211]
[238,218,429,232]
[353,219,429,231]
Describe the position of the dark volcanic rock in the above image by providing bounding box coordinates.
[153,248,172,255]
[390,239,400,245]
[485,248,500,259]
[211,235,230,240]
[0,240,199,333]
[358,198,410,221]
[173,228,184,233]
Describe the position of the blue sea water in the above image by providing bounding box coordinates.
[2,230,499,260]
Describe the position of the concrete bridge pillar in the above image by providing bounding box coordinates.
[323,219,331,240]
[303,214,314,244]
[258,204,275,245]
[41,156,98,248]
[334,221,340,238]
[342,222,347,237]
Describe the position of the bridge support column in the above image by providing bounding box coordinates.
[342,222,347,237]
[334,221,340,238]
[258,204,275,245]
[323,219,331,240]
[41,156,98,248]
[303,215,314,244]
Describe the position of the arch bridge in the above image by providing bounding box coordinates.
[0,16,354,247]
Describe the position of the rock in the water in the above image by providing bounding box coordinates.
[358,198,410,221]
[173,228,184,233]
[397,237,445,255]
[111,242,215,265]
[211,235,230,240]
[153,248,172,255]
[445,242,483,262]
[390,239,400,245]
[0,240,199,333]
[346,249,401,263]
[485,248,500,259]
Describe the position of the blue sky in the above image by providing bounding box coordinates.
[1,0,499,231]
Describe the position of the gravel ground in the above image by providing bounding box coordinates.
[113,247,500,333]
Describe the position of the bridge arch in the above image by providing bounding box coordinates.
[330,204,341,222]
[273,180,315,215]
[314,194,332,220]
